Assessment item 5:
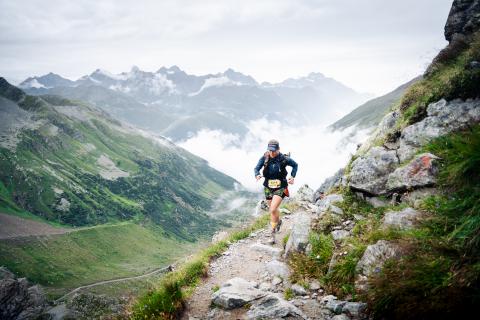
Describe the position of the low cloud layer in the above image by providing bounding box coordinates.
[179,119,369,194]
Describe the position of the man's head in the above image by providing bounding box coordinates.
[267,139,280,156]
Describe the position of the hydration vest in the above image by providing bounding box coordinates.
[262,152,290,180]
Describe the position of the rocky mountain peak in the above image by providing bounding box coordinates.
[222,68,258,86]
[445,0,480,41]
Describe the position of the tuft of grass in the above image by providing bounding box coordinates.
[284,288,294,300]
[336,188,385,219]
[282,232,290,247]
[324,244,366,299]
[130,213,270,319]
[422,125,480,254]
[211,285,220,293]
[287,232,334,284]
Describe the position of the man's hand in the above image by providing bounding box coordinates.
[256,175,262,181]
[288,177,295,185]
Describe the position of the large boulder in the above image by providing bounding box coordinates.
[400,188,438,208]
[212,277,265,309]
[313,168,345,201]
[398,99,480,162]
[320,295,368,319]
[246,294,307,319]
[445,0,480,42]
[284,212,312,257]
[357,111,401,154]
[349,147,399,195]
[0,268,48,320]
[382,207,422,230]
[266,260,290,279]
[295,184,314,202]
[331,229,350,241]
[355,240,401,291]
[315,194,344,214]
[386,153,440,192]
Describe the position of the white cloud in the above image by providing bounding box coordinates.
[179,119,370,195]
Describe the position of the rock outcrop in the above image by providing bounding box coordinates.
[0,267,48,320]
[349,147,399,195]
[246,294,307,319]
[211,277,265,309]
[445,0,480,42]
[386,153,440,192]
[382,207,422,230]
[284,212,312,257]
[294,184,314,203]
[313,168,345,202]
[315,194,344,215]
[398,99,480,162]
[355,240,401,291]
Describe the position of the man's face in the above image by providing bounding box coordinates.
[268,150,278,157]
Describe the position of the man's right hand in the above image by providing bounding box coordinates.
[256,175,262,181]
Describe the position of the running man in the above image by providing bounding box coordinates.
[254,139,298,243]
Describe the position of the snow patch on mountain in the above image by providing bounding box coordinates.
[21,78,47,89]
[149,73,177,95]
[189,76,239,96]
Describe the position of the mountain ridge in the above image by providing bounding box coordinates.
[0,77,240,241]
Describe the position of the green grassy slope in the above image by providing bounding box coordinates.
[0,78,237,241]
[0,222,192,294]
[330,76,421,131]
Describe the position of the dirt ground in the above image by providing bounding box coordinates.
[0,213,68,239]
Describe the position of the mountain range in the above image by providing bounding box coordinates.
[20,67,372,141]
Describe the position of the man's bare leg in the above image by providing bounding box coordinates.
[269,195,282,230]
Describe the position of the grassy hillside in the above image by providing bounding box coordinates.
[0,78,238,241]
[0,222,193,295]
[330,76,421,131]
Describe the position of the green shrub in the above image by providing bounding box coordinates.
[308,232,334,267]
[324,245,365,298]
[287,232,334,284]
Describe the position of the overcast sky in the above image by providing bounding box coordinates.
[1,0,453,95]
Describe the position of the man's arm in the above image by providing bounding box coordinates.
[287,158,298,178]
[254,156,265,178]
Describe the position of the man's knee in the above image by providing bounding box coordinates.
[269,205,276,214]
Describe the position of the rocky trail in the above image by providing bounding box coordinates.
[181,203,366,320]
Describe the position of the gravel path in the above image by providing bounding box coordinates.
[181,214,296,319]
